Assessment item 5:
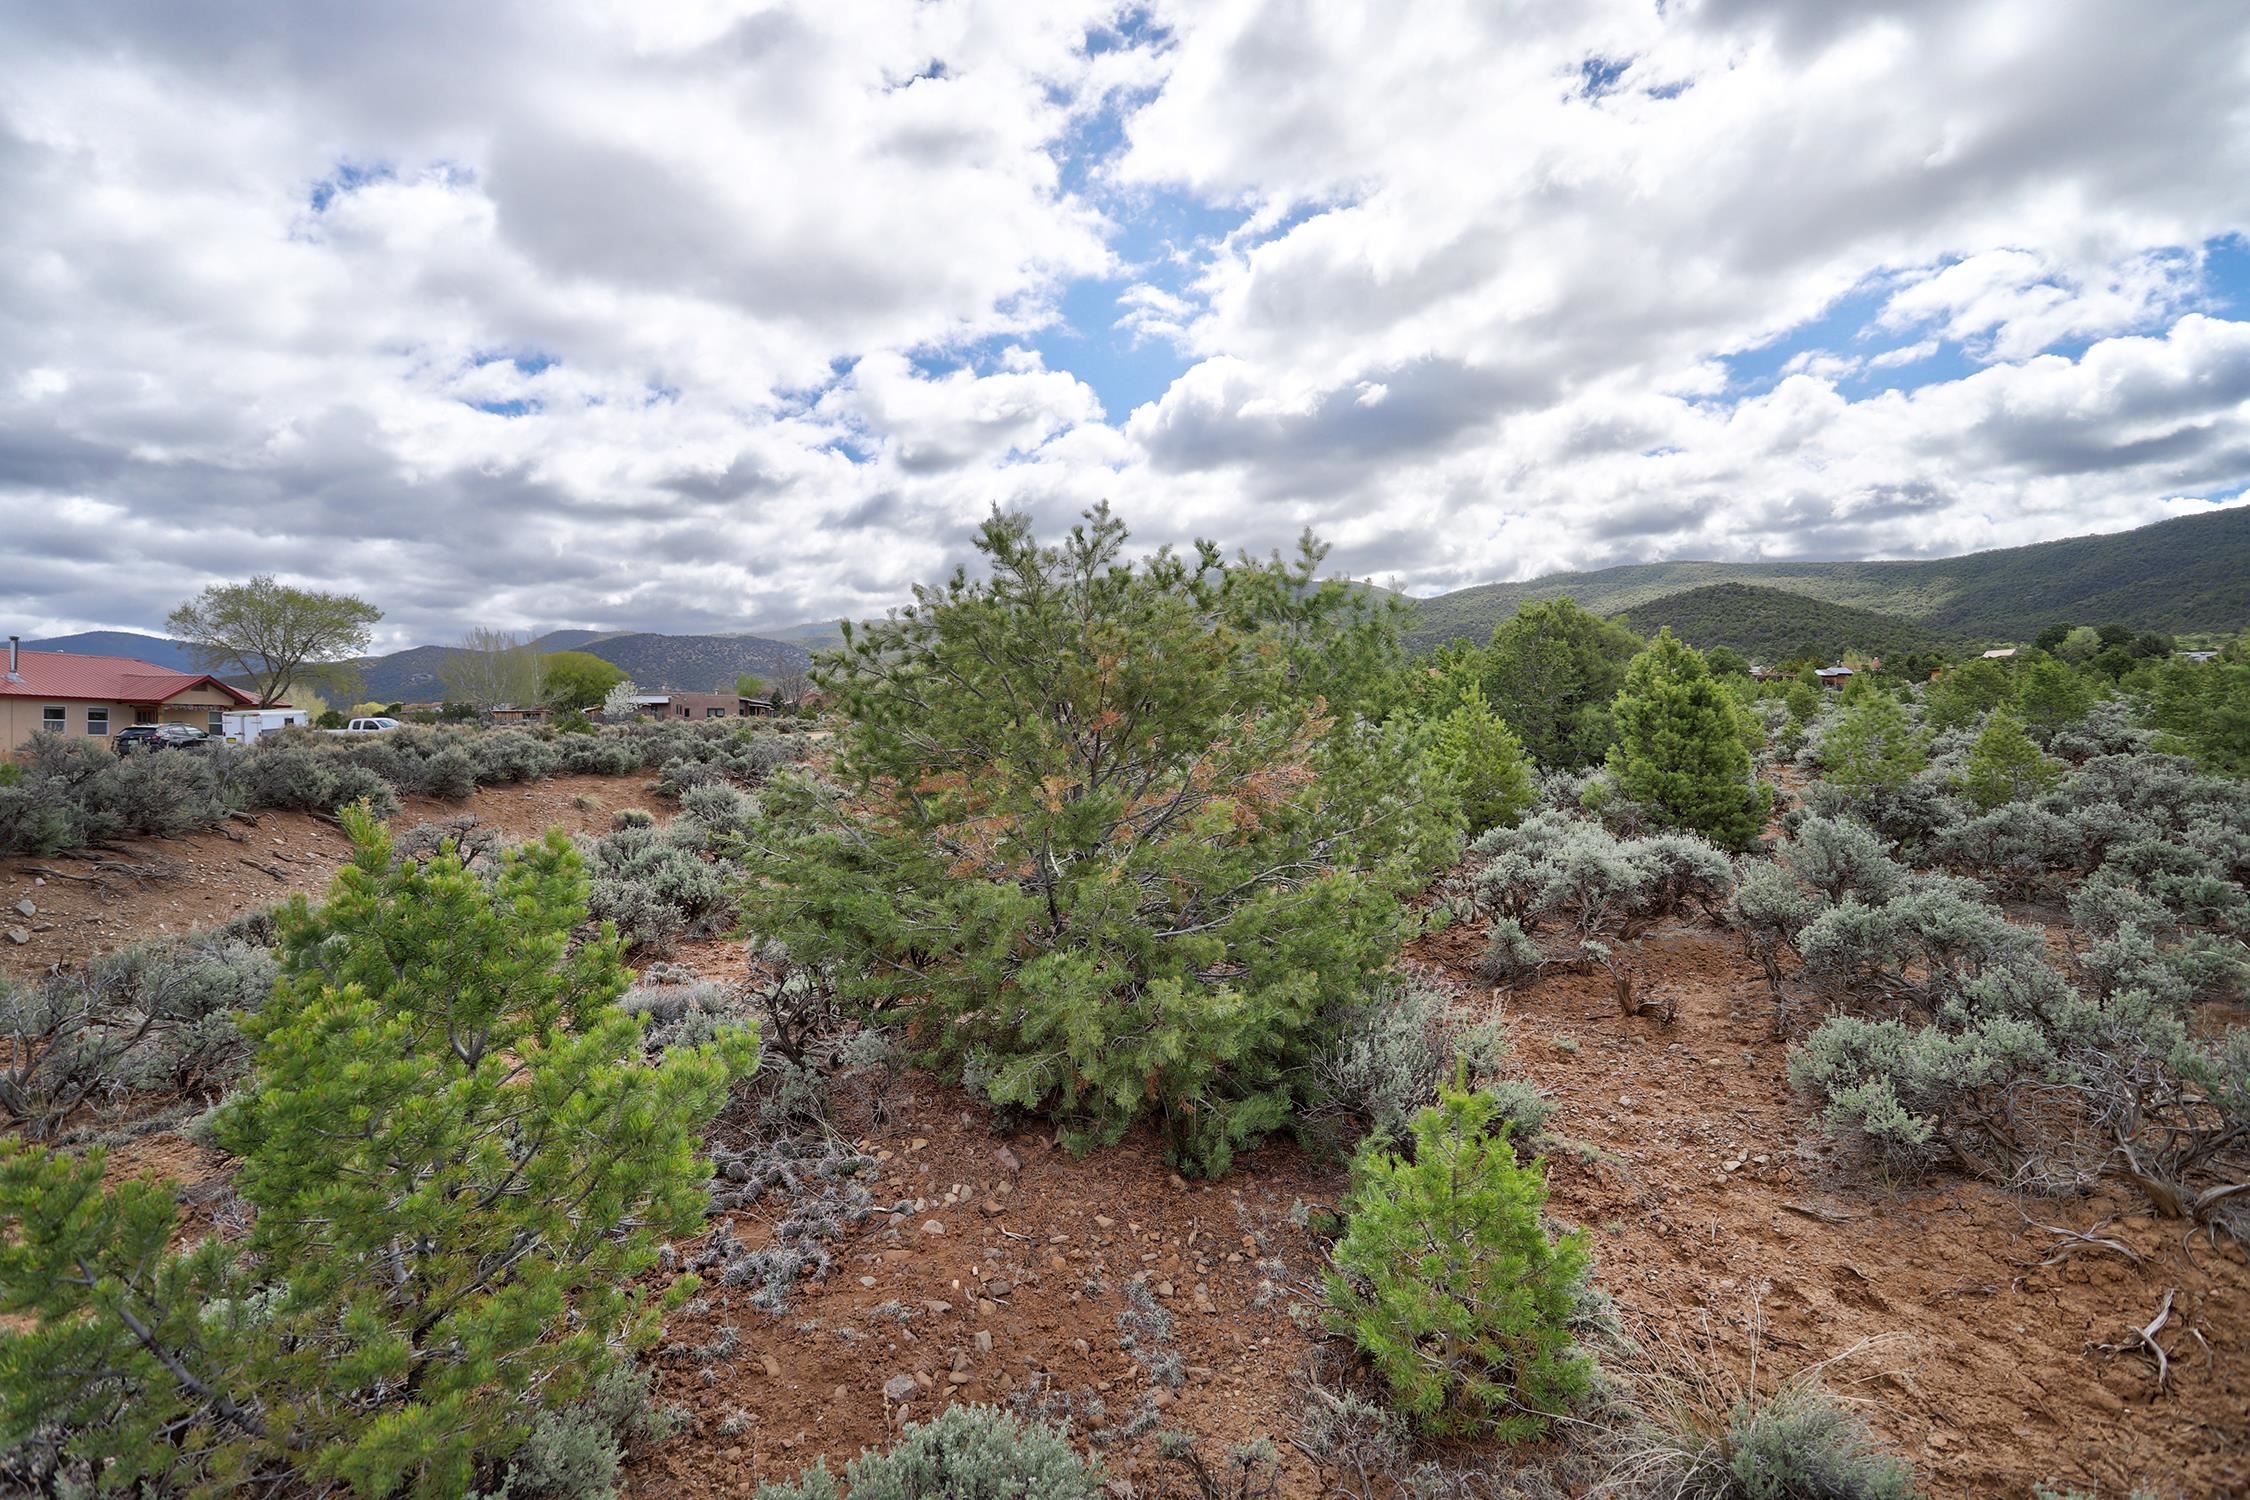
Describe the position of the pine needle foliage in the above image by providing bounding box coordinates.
[740,506,1456,1177]
[1607,630,1771,849]
[1325,1087,1591,1439]
[1956,708,2064,811]
[1821,692,1929,794]
[0,810,754,1498]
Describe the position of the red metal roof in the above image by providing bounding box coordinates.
[0,649,260,705]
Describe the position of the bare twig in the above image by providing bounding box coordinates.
[2088,1289,2177,1395]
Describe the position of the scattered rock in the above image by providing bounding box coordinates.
[883,1374,918,1402]
[4,928,27,946]
[975,1330,993,1353]
[921,1219,947,1237]
[1094,1214,1116,1229]
[13,899,34,917]
[985,1279,1013,1298]
[760,1353,782,1378]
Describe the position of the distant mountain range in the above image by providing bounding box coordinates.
[24,508,2243,693]
[1400,505,2250,653]
[20,628,815,705]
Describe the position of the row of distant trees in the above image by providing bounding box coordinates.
[162,576,810,714]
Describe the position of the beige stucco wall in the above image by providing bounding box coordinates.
[2,686,243,754]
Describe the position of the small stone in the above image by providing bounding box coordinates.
[977,1298,999,1315]
[860,1276,879,1287]
[1094,1214,1116,1229]
[914,1370,933,1390]
[986,1280,1013,1298]
[921,1220,947,1237]
[922,1299,954,1316]
[4,928,27,946]
[995,1145,1023,1173]
[1167,1173,1187,1190]
[1616,1094,1634,1108]
[13,899,34,917]
[1723,1161,1741,1173]
[1155,1280,1174,1298]
[910,1138,930,1151]
[979,1198,1005,1216]
[974,1330,993,1353]
[883,1374,918,1401]
[1150,1388,1175,1409]
[948,1371,973,1385]
[761,1353,782,1378]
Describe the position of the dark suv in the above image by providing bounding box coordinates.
[112,723,211,755]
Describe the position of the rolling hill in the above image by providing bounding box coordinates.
[352,631,812,703]
[19,630,206,671]
[1611,584,1967,664]
[1401,504,2250,652]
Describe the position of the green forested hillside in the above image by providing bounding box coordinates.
[1402,505,2250,652]
[1612,584,1968,663]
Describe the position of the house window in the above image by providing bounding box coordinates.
[208,709,225,734]
[86,707,110,735]
[41,705,65,733]
[706,706,725,718]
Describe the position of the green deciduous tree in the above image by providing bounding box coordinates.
[740,505,1453,1177]
[735,672,766,700]
[440,626,546,710]
[542,651,629,712]
[167,575,382,707]
[1956,708,2064,811]
[1607,630,1770,848]
[1480,598,1643,770]
[0,812,752,1498]
[1822,691,1929,793]
[1325,1087,1590,1439]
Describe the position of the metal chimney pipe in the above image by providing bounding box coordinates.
[6,635,16,677]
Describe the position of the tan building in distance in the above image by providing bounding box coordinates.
[1,636,261,752]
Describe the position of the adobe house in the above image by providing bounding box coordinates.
[1,635,263,752]
[627,690,778,720]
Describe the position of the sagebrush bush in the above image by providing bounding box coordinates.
[1715,1384,1918,1500]
[1779,816,1907,907]
[1474,915,1543,982]
[323,762,402,818]
[417,744,480,800]
[585,823,732,953]
[1326,1087,1590,1439]
[749,1405,1101,1500]
[470,730,561,785]
[1796,880,2043,1013]
[1787,1013,2065,1173]
[0,932,275,1136]
[1310,981,1504,1141]
[231,744,339,812]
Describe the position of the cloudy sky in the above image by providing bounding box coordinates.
[5,0,2250,649]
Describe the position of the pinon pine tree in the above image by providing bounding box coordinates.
[1325,1087,1590,1438]
[1956,707,2064,810]
[741,504,1456,1176]
[1822,689,1929,793]
[0,810,753,1498]
[1606,629,1770,848]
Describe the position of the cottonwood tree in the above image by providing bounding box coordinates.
[166,575,381,706]
[439,626,545,709]
[740,504,1454,1176]
[0,813,752,1498]
[543,650,628,712]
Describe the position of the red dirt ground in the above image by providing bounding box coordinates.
[21,785,2247,1497]
[1,773,666,981]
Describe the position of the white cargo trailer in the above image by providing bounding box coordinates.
[220,708,310,745]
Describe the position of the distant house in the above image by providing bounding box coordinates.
[489,704,551,724]
[2,635,264,752]
[1979,648,2019,661]
[627,690,776,721]
[1815,665,1855,688]
[2181,650,2220,664]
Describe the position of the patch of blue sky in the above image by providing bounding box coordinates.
[308,159,393,212]
[467,398,540,418]
[2194,232,2250,317]
[471,348,558,376]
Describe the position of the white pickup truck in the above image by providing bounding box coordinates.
[325,716,402,734]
